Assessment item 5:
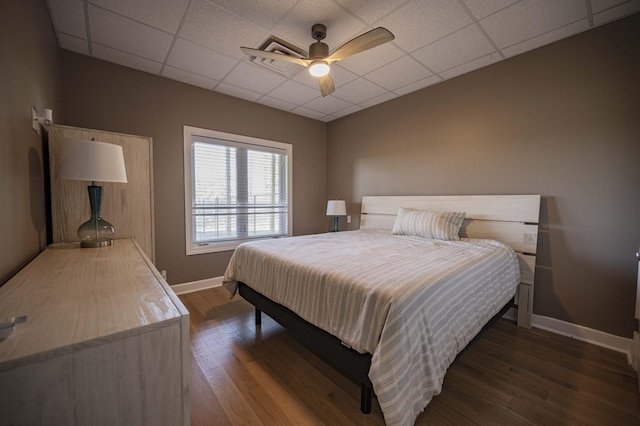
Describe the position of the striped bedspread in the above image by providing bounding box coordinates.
[223,229,520,426]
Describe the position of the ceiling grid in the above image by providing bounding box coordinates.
[47,0,639,122]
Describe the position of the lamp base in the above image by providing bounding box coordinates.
[77,184,116,248]
[80,238,114,248]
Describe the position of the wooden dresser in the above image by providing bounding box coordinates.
[0,240,189,425]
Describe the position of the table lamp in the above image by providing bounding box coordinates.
[326,200,346,232]
[57,139,128,248]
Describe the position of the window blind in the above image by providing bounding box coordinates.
[191,136,288,245]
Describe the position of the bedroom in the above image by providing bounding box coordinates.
[1,0,639,424]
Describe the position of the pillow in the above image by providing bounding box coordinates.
[391,208,465,241]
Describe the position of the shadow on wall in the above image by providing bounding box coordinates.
[348,201,362,230]
[534,196,569,323]
[28,146,46,251]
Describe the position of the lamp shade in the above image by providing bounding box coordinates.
[57,139,128,183]
[326,200,346,216]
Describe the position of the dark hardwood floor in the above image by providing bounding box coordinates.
[179,287,640,425]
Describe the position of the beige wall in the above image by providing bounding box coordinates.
[59,51,327,285]
[327,14,640,338]
[0,0,62,284]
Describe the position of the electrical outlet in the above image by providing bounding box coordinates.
[347,215,351,224]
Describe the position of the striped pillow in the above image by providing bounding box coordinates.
[391,208,466,241]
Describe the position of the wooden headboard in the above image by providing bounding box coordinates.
[360,195,541,328]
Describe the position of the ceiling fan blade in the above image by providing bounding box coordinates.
[241,47,310,67]
[327,27,394,62]
[318,75,335,97]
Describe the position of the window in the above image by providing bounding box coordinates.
[184,126,292,254]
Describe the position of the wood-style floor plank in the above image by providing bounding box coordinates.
[180,287,640,425]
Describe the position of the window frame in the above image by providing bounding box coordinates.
[184,125,293,255]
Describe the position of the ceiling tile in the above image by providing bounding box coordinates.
[334,0,410,25]
[290,106,328,120]
[270,0,367,53]
[166,38,237,80]
[161,65,217,90]
[479,0,587,49]
[593,0,640,25]
[462,0,520,20]
[267,80,320,105]
[57,33,89,55]
[90,0,189,33]
[412,24,495,73]
[47,0,86,38]
[438,53,502,80]
[214,82,262,102]
[179,0,268,59]
[591,0,629,13]
[393,75,441,96]
[303,95,353,115]
[291,68,319,89]
[332,104,363,118]
[207,0,297,29]
[89,5,173,62]
[377,0,473,52]
[338,42,405,76]
[257,96,297,111]
[333,77,388,104]
[92,44,162,74]
[365,56,430,91]
[328,65,360,87]
[221,62,287,94]
[359,92,398,109]
[501,19,588,57]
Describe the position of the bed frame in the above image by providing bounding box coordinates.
[238,194,541,414]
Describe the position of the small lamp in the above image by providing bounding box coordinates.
[57,139,128,248]
[326,200,346,232]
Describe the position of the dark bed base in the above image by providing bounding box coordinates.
[237,282,514,415]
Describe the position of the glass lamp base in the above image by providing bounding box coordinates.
[332,215,340,232]
[80,238,114,248]
[78,185,116,248]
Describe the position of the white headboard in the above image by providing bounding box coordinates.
[360,195,541,328]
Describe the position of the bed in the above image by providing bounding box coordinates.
[223,195,540,426]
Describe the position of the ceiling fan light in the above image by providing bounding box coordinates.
[309,61,330,77]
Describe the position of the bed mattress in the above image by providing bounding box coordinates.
[223,229,519,425]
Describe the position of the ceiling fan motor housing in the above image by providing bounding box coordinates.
[309,41,329,59]
[310,24,329,59]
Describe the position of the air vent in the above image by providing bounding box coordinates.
[246,36,307,77]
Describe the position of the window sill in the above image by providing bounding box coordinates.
[186,235,290,255]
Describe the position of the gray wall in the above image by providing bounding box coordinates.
[327,14,640,338]
[2,0,638,340]
[0,0,62,283]
[59,51,327,285]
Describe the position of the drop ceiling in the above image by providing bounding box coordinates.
[46,0,639,122]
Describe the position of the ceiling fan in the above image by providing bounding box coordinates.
[241,24,394,97]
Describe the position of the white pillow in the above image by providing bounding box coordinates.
[392,208,466,241]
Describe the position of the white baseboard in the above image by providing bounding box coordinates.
[171,284,634,365]
[171,276,223,295]
[503,309,632,365]
[532,314,633,365]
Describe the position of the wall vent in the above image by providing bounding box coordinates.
[246,36,307,77]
